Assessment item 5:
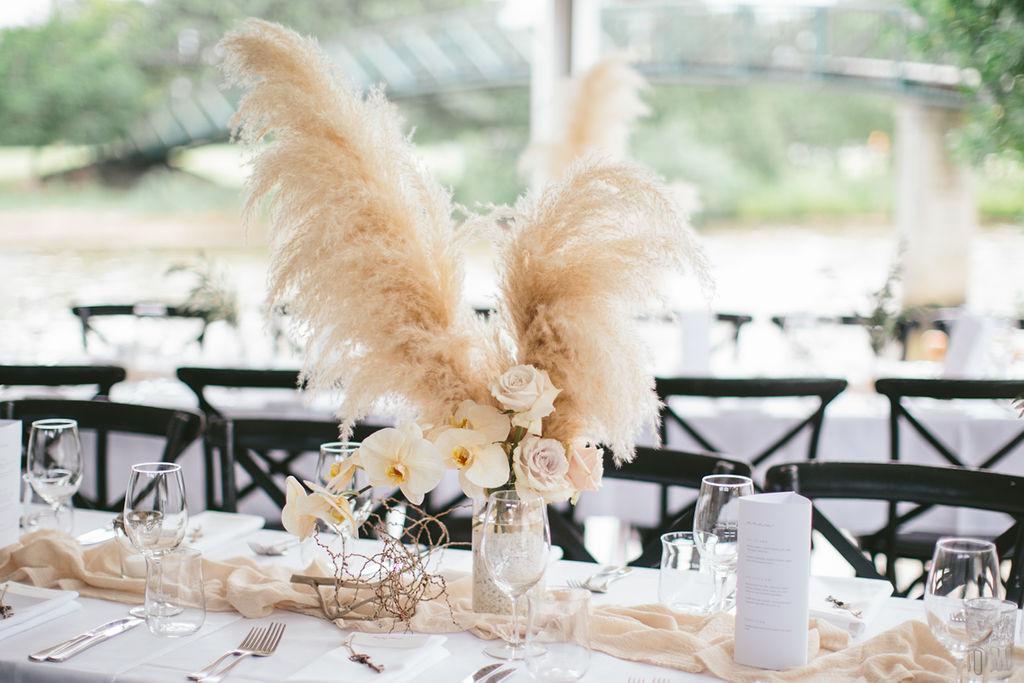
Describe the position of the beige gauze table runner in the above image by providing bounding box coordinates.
[4,530,1022,681]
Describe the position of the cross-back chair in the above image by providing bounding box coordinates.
[1,398,204,512]
[764,460,1024,604]
[71,304,210,352]
[0,364,127,399]
[604,445,755,568]
[867,377,1024,586]
[205,416,385,526]
[653,376,846,525]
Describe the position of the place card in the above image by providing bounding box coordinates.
[0,420,22,548]
[733,491,812,670]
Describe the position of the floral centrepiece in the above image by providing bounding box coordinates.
[219,19,712,614]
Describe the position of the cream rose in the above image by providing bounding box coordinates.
[490,365,560,434]
[566,439,603,494]
[513,435,573,503]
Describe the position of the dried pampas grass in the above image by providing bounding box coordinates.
[521,54,649,187]
[495,155,710,463]
[220,19,492,434]
[219,20,711,462]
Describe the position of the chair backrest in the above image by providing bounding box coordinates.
[1,398,204,512]
[206,416,385,524]
[764,460,1024,604]
[175,366,306,417]
[71,304,210,352]
[605,445,754,567]
[0,364,127,399]
[875,377,1024,470]
[656,376,848,466]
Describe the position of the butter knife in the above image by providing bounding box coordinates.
[460,663,503,683]
[30,616,143,662]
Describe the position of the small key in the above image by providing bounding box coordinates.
[344,635,384,673]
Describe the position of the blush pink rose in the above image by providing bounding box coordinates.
[513,435,573,503]
[566,439,603,493]
[489,365,560,433]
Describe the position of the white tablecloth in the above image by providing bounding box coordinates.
[0,510,930,683]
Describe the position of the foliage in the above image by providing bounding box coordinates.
[0,0,148,145]
[165,252,239,326]
[906,0,1024,160]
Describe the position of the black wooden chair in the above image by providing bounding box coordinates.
[867,377,1024,586]
[0,364,127,399]
[605,446,754,567]
[205,416,385,525]
[1,398,204,512]
[71,303,211,352]
[764,460,1024,604]
[653,376,846,527]
[175,367,308,417]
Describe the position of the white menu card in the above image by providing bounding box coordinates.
[733,491,812,670]
[0,420,22,548]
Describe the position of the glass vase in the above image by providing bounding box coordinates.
[472,496,512,614]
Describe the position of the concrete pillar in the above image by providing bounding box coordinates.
[894,100,977,308]
[529,0,573,189]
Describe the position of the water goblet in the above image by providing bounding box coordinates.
[480,489,552,660]
[924,537,1001,682]
[316,442,373,535]
[25,418,83,534]
[123,462,188,621]
[693,473,755,613]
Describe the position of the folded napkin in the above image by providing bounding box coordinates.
[0,582,80,641]
[286,633,447,683]
[808,575,893,638]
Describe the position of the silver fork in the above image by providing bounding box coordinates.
[568,566,632,593]
[196,622,286,683]
[187,626,263,680]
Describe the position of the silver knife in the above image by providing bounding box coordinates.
[32,616,143,662]
[485,669,516,683]
[460,663,504,683]
[76,526,116,546]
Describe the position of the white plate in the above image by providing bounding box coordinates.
[185,511,265,553]
[809,575,894,637]
[0,583,80,640]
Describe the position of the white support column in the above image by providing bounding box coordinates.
[894,99,977,309]
[529,0,573,188]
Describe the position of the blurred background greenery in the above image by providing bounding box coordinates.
[1,0,1022,225]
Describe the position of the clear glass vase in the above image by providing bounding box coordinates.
[472,496,512,614]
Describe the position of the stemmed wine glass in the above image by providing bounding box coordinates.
[123,462,188,620]
[693,474,755,613]
[480,489,552,660]
[25,419,84,534]
[924,537,1001,682]
[316,442,373,536]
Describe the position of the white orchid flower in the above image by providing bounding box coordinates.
[358,423,445,505]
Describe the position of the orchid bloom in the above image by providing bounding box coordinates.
[434,401,511,497]
[358,423,445,505]
[281,473,359,539]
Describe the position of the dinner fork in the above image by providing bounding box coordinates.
[568,566,632,593]
[199,622,286,683]
[186,623,282,680]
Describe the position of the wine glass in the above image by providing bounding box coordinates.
[480,489,551,660]
[316,442,373,536]
[924,537,1001,682]
[123,462,188,621]
[693,474,755,613]
[25,418,84,534]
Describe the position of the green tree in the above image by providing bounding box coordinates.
[907,0,1024,160]
[0,0,148,146]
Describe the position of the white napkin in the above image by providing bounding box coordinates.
[286,633,448,683]
[809,575,893,638]
[0,583,81,641]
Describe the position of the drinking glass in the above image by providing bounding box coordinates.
[693,474,754,613]
[316,442,373,536]
[123,462,188,621]
[146,546,205,637]
[480,489,551,660]
[525,587,591,681]
[924,537,1001,682]
[25,419,83,534]
[659,531,715,614]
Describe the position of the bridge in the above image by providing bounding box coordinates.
[101,0,977,310]
[101,1,971,165]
